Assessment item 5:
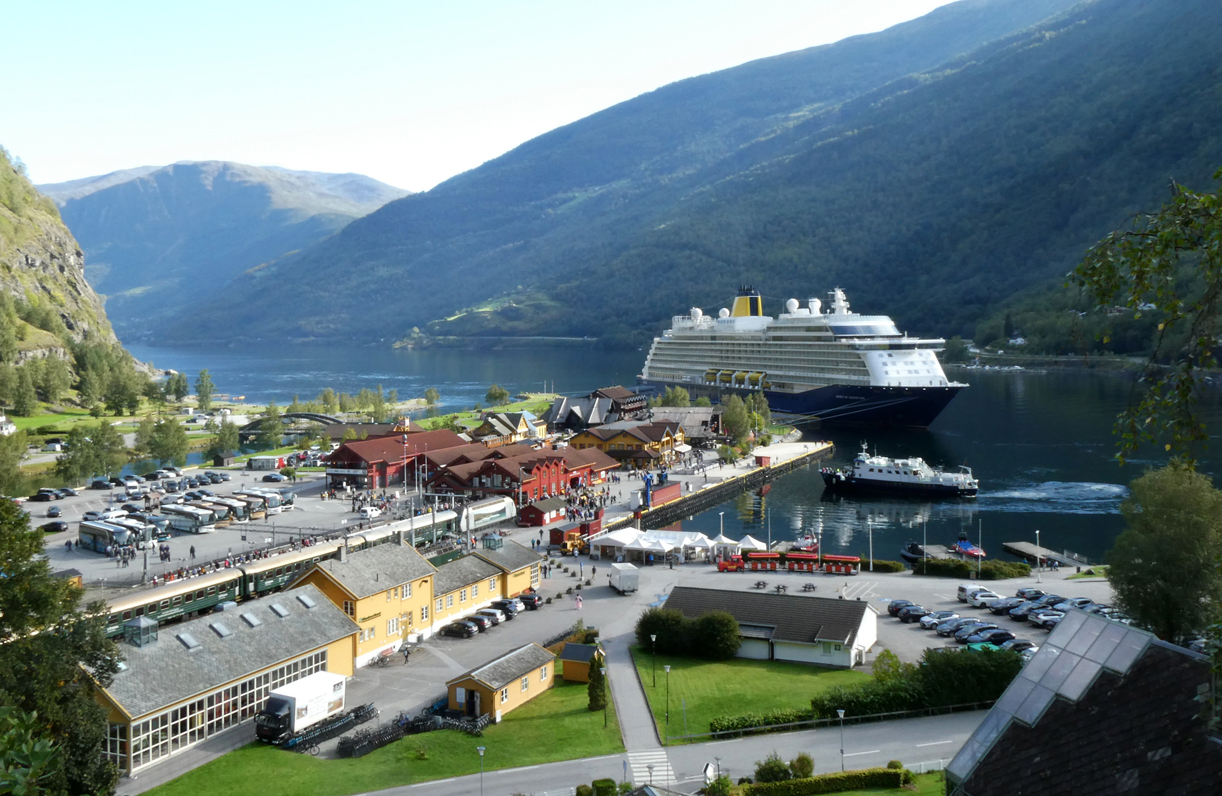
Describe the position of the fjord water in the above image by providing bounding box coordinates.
[127,344,1222,563]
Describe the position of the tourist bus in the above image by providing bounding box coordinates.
[79,520,144,554]
[205,496,249,522]
[235,489,282,515]
[160,505,217,534]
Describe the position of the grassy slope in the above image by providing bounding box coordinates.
[147,662,621,796]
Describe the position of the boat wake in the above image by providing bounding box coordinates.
[978,482,1128,514]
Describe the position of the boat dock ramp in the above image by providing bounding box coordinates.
[905,543,954,561]
[1002,541,1091,569]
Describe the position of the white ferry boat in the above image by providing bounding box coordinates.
[820,444,978,497]
[638,286,965,426]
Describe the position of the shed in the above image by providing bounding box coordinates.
[518,496,567,527]
[213,452,237,467]
[447,643,556,722]
[559,642,604,683]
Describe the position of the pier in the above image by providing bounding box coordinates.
[1002,541,1091,568]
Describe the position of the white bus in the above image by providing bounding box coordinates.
[79,520,145,553]
[160,505,217,534]
[235,489,282,515]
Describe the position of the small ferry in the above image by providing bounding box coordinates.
[952,531,986,559]
[820,443,978,498]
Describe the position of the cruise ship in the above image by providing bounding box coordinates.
[637,287,966,426]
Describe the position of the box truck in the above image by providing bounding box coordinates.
[255,671,347,743]
[609,562,639,594]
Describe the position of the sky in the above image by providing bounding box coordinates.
[7,0,958,192]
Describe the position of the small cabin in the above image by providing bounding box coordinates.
[559,642,604,683]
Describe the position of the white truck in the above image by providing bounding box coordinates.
[255,671,347,743]
[609,562,639,594]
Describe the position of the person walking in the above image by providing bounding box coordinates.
[576,594,583,610]
[190,545,196,560]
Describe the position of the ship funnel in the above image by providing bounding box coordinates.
[809,298,822,315]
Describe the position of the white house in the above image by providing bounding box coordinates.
[0,415,16,436]
[662,586,877,668]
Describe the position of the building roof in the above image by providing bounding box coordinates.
[647,407,719,437]
[948,609,1222,794]
[434,554,503,596]
[663,586,872,646]
[330,429,467,466]
[525,496,566,513]
[101,585,359,719]
[314,541,436,598]
[449,643,556,691]
[475,539,544,574]
[559,642,602,664]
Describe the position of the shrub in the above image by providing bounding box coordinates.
[635,607,688,655]
[592,779,616,796]
[576,785,593,796]
[706,775,733,796]
[912,558,1031,580]
[754,752,792,783]
[710,709,810,735]
[789,753,814,779]
[745,768,904,795]
[886,760,903,770]
[738,777,754,785]
[695,611,741,660]
[868,559,907,573]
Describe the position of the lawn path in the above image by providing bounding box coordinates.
[605,636,662,751]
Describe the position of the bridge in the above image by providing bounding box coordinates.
[238,412,343,437]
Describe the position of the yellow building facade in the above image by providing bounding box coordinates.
[447,643,556,722]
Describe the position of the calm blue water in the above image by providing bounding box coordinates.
[123,344,1222,563]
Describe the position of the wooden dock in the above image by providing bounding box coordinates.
[911,544,954,560]
[1002,541,1090,568]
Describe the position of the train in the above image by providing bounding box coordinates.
[101,509,462,638]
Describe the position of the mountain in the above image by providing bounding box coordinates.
[164,0,1222,348]
[0,148,117,355]
[39,162,409,337]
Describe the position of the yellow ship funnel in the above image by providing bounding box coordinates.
[730,286,763,317]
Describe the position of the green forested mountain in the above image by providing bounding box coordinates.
[164,0,1222,348]
[39,161,409,337]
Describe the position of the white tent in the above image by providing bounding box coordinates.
[738,534,768,551]
[710,533,739,546]
[626,537,673,554]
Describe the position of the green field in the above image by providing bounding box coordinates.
[147,663,622,796]
[630,646,868,743]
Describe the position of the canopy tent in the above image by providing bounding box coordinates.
[626,537,674,554]
[589,528,643,561]
[738,534,768,551]
[710,533,739,546]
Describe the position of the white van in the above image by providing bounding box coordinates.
[359,506,382,520]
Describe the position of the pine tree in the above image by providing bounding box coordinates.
[587,660,607,712]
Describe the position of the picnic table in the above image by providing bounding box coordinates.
[754,580,768,589]
[774,584,788,594]
[802,583,817,593]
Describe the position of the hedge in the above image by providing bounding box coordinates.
[868,559,906,573]
[745,768,904,795]
[912,558,1031,580]
[709,708,810,735]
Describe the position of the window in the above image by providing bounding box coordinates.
[404,582,412,598]
[500,688,508,704]
[472,584,479,598]
[446,594,454,608]
[342,600,354,617]
[359,627,376,642]
[435,598,443,613]
[460,589,467,603]
[386,589,392,602]
[421,605,428,622]
[521,676,529,692]
[488,577,497,592]
[540,665,548,681]
[388,616,400,635]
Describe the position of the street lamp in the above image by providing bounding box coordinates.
[837,709,846,771]
[664,664,671,725]
[719,511,724,537]
[867,518,873,572]
[600,666,608,728]
[650,634,657,686]
[715,756,721,780]
[477,746,485,796]
[647,763,655,785]
[1036,528,1042,583]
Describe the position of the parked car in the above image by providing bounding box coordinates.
[1051,597,1094,612]
[56,488,78,498]
[466,614,493,631]
[108,476,125,487]
[46,505,61,518]
[956,622,999,643]
[519,593,544,610]
[164,466,183,476]
[920,611,958,630]
[1011,595,1064,620]
[263,473,287,482]
[989,597,1027,615]
[141,472,161,481]
[1008,601,1045,621]
[1040,614,1065,630]
[897,605,930,623]
[126,475,145,484]
[966,628,1015,646]
[887,599,916,617]
[197,488,215,497]
[218,473,231,481]
[39,521,69,534]
[958,584,992,602]
[475,608,506,625]
[90,479,110,490]
[82,510,103,522]
[28,492,54,502]
[120,503,141,513]
[1015,587,1047,600]
[1029,610,1065,629]
[1000,639,1039,654]
[438,621,477,639]
[490,599,521,617]
[936,617,982,637]
[968,590,1003,608]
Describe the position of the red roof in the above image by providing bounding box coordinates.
[331,429,466,466]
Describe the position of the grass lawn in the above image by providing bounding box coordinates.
[10,409,94,431]
[1067,565,1109,580]
[630,646,868,743]
[835,772,945,796]
[147,664,621,796]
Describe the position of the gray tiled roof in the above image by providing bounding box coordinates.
[475,540,544,573]
[434,554,502,596]
[317,542,437,598]
[663,586,872,647]
[103,585,358,719]
[559,642,601,664]
[449,643,556,690]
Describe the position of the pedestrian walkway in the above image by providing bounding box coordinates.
[604,637,662,751]
[627,749,676,789]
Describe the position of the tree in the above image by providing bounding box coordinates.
[1106,464,1222,642]
[36,359,71,405]
[133,416,157,459]
[194,370,215,412]
[11,368,36,417]
[1073,169,1222,465]
[142,378,167,413]
[693,396,712,407]
[255,402,281,449]
[287,395,303,415]
[318,387,338,414]
[55,422,128,482]
[0,432,26,497]
[167,372,189,402]
[0,707,59,796]
[705,775,733,796]
[660,386,690,407]
[721,395,750,449]
[103,370,139,416]
[942,335,970,363]
[424,387,440,406]
[149,419,189,466]
[207,418,241,459]
[587,660,607,712]
[694,611,740,660]
[0,499,121,795]
[485,384,510,406]
[789,752,814,780]
[754,752,792,783]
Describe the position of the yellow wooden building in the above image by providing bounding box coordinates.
[568,420,685,470]
[296,538,437,663]
[473,539,544,597]
[93,585,359,777]
[431,553,505,625]
[447,643,556,722]
[559,642,604,683]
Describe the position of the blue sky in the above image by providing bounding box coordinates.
[8,1,956,191]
